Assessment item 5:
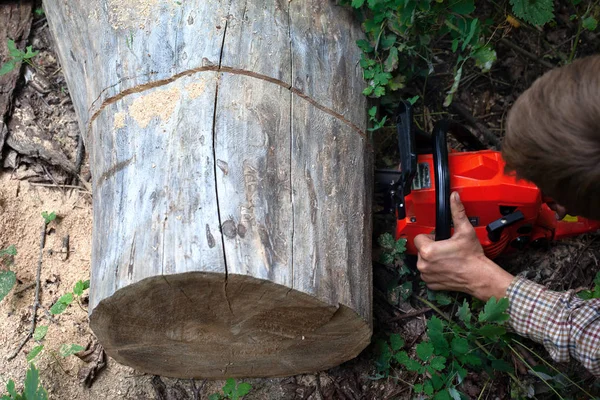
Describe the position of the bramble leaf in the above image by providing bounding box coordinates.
[583,16,598,31]
[430,356,446,371]
[451,337,469,355]
[351,0,365,8]
[509,0,554,26]
[50,292,74,314]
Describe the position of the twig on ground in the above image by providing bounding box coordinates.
[498,38,555,69]
[388,307,432,322]
[29,181,91,194]
[7,220,47,360]
[13,282,36,296]
[449,103,501,148]
[190,379,206,400]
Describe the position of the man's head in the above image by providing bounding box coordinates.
[503,55,600,220]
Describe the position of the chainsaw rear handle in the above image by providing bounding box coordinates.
[432,120,483,241]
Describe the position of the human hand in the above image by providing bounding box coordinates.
[414,192,515,301]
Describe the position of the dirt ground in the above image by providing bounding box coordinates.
[1,1,600,399]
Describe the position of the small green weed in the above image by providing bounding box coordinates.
[0,363,48,400]
[49,279,89,315]
[0,245,17,303]
[208,379,252,400]
[41,212,56,225]
[0,39,39,76]
[579,271,600,300]
[34,7,45,17]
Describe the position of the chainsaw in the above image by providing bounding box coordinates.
[376,101,600,259]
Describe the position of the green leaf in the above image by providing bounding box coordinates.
[362,86,374,96]
[7,40,21,58]
[379,252,395,265]
[477,324,507,338]
[356,39,373,53]
[23,46,39,59]
[7,379,17,398]
[448,387,462,400]
[456,299,472,325]
[451,337,469,355]
[509,0,554,26]
[472,45,496,72]
[433,390,452,400]
[208,394,221,400]
[388,74,405,91]
[399,281,413,301]
[431,373,445,390]
[462,19,479,51]
[414,383,423,394]
[423,380,434,396]
[236,382,252,398]
[451,38,459,53]
[59,343,85,357]
[478,297,509,323]
[462,353,482,367]
[27,344,44,362]
[443,65,463,107]
[384,47,399,72]
[430,356,446,371]
[33,326,48,341]
[73,281,86,296]
[41,211,56,224]
[373,86,385,98]
[0,245,17,257]
[407,95,419,105]
[24,363,47,400]
[368,106,377,118]
[416,342,434,361]
[394,238,407,254]
[0,60,16,75]
[450,0,475,14]
[0,271,16,302]
[389,333,404,351]
[351,0,365,8]
[427,316,450,357]
[380,34,397,51]
[50,292,74,315]
[582,16,598,31]
[375,340,392,373]
[82,280,90,290]
[404,358,423,372]
[434,291,452,306]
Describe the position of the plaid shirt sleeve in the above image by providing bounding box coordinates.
[506,276,600,376]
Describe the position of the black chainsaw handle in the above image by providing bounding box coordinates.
[432,120,481,241]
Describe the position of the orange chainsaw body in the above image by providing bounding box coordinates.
[396,150,600,259]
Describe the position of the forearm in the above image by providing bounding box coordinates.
[506,276,600,376]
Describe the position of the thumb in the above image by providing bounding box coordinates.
[414,233,435,251]
[450,191,472,234]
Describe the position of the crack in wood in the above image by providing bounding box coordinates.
[87,68,369,146]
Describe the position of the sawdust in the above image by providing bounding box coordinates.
[185,79,208,100]
[107,0,159,30]
[0,173,153,398]
[113,112,126,130]
[129,85,181,129]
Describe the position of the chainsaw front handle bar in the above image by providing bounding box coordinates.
[432,120,482,241]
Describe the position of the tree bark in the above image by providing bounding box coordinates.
[44,0,372,378]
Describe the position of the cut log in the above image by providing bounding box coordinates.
[44,0,372,378]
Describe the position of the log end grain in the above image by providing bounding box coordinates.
[89,272,371,378]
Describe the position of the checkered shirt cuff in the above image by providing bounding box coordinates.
[506,276,600,376]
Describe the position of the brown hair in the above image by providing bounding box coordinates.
[503,55,600,220]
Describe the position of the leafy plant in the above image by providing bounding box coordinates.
[345,0,497,108]
[50,279,89,315]
[208,379,252,400]
[0,245,17,303]
[0,40,39,76]
[41,212,56,225]
[375,296,515,398]
[0,363,48,400]
[34,7,45,17]
[378,233,414,303]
